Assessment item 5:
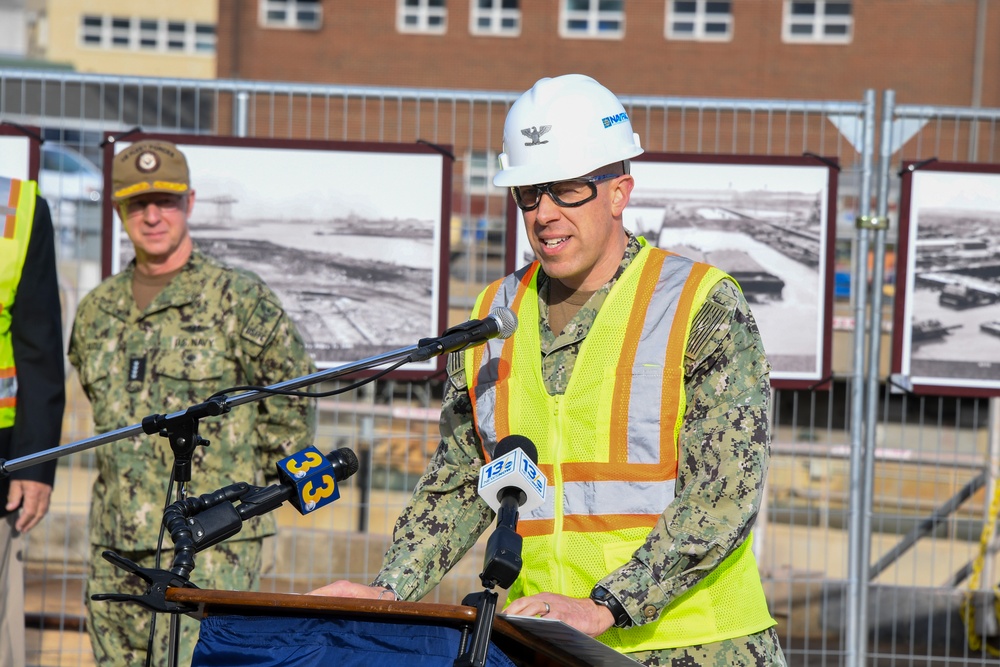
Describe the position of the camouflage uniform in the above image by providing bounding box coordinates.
[373,233,785,666]
[68,249,316,667]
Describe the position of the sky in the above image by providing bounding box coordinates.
[114,141,445,222]
[912,170,1000,212]
[631,161,831,194]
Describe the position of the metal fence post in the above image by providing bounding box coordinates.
[846,87,878,667]
[234,90,249,138]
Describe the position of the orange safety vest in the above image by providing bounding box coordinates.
[464,240,775,652]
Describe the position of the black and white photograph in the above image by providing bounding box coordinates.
[103,135,451,377]
[893,162,1000,395]
[510,153,836,387]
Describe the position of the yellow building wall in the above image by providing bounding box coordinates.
[46,0,217,79]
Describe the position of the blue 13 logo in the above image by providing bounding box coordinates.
[520,457,545,495]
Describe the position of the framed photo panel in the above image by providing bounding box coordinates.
[102,133,452,378]
[0,123,40,182]
[507,153,838,389]
[892,161,1000,395]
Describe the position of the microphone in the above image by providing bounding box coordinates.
[411,307,518,362]
[476,435,547,590]
[172,447,360,554]
[477,435,547,516]
[240,446,360,519]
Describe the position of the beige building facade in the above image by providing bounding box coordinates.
[41,0,216,78]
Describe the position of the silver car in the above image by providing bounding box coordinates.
[38,143,103,203]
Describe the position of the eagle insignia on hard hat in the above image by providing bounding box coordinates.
[521,126,551,146]
[136,151,160,173]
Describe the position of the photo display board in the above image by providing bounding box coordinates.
[892,161,1000,395]
[507,153,838,389]
[102,133,452,378]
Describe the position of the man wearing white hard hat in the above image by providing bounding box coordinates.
[314,74,785,666]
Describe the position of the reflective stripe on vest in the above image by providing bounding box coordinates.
[0,177,36,426]
[464,241,776,651]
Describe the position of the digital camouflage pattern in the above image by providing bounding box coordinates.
[374,233,785,665]
[68,249,316,551]
[86,540,261,667]
[69,248,317,665]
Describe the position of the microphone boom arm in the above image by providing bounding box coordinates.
[0,343,422,478]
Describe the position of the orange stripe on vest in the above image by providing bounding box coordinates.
[4,179,21,239]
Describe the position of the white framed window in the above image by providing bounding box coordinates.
[81,15,103,45]
[138,19,159,49]
[166,21,186,51]
[260,0,323,30]
[470,0,520,36]
[666,0,732,41]
[78,15,216,54]
[465,149,502,192]
[194,24,216,52]
[783,1,852,43]
[560,0,625,39]
[110,17,131,48]
[399,0,448,34]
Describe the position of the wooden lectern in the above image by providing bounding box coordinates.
[166,588,595,667]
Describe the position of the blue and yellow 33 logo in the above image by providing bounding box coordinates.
[277,446,340,513]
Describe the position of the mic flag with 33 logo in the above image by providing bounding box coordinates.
[277,445,341,513]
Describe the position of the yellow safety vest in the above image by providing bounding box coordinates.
[0,177,36,428]
[465,241,775,652]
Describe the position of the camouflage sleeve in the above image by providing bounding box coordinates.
[235,279,318,484]
[372,353,495,601]
[597,279,771,626]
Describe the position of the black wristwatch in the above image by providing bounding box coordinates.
[590,586,633,628]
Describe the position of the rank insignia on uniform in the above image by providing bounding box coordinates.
[128,356,147,383]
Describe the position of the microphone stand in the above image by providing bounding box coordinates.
[455,497,524,667]
[0,339,448,667]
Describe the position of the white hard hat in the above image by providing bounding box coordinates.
[493,74,643,188]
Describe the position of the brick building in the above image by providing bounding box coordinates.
[217,0,1000,107]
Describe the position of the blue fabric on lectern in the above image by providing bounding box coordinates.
[191,614,519,667]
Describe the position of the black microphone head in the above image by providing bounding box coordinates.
[490,307,518,340]
[328,447,360,481]
[494,434,537,463]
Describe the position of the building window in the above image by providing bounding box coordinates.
[110,17,131,48]
[466,149,502,191]
[470,0,520,36]
[166,21,186,50]
[194,24,216,52]
[783,1,852,43]
[399,0,448,34]
[560,0,625,39]
[139,19,159,49]
[81,15,103,45]
[667,1,731,40]
[260,0,323,30]
[78,15,216,54]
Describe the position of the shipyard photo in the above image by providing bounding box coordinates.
[899,167,1000,388]
[625,159,833,382]
[111,140,447,370]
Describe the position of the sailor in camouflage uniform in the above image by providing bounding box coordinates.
[68,140,316,667]
[312,75,786,666]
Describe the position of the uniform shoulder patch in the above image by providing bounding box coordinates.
[447,352,467,392]
[685,280,739,365]
[241,297,284,348]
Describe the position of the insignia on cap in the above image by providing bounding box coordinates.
[136,151,160,173]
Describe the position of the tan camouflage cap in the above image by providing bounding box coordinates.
[111,139,190,202]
